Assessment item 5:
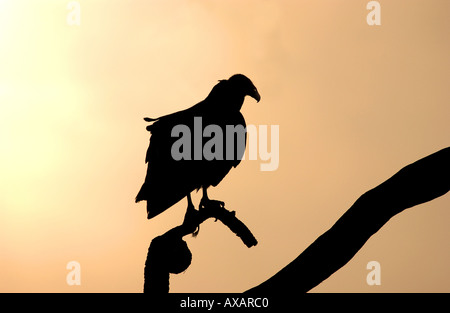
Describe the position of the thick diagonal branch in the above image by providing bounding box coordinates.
[247,147,450,294]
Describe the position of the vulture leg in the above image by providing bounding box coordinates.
[182,193,200,237]
[200,187,225,210]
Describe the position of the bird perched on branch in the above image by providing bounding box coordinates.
[136,74,260,231]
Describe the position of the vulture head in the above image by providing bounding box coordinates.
[227,74,261,103]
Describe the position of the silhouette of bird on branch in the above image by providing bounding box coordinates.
[136,74,260,235]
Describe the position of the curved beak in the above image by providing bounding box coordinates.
[251,88,261,103]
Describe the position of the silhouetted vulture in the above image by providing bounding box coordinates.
[136,74,260,229]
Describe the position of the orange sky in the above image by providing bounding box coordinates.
[0,0,449,292]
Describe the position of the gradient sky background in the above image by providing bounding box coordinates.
[0,0,449,292]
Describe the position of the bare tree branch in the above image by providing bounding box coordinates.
[144,202,257,293]
[246,147,450,294]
